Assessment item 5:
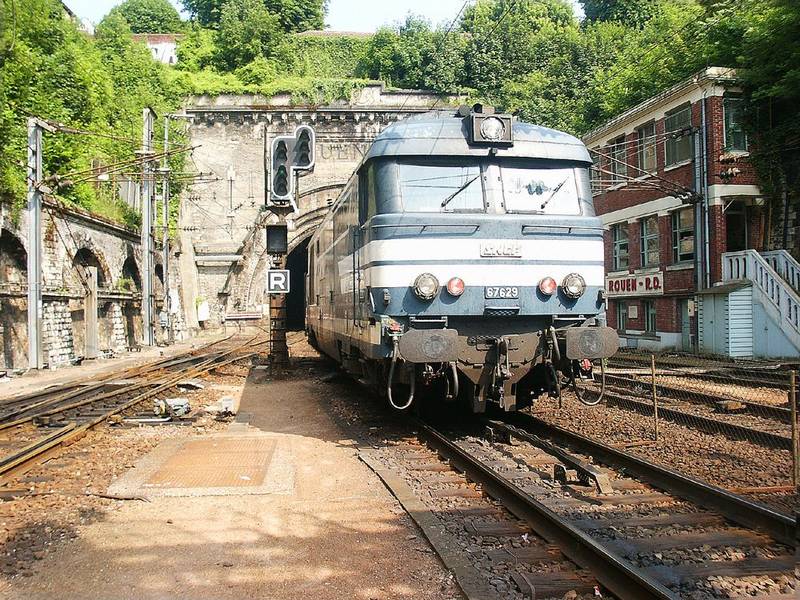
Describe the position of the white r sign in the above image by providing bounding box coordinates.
[267,270,290,294]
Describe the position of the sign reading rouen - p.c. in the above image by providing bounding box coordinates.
[605,272,664,297]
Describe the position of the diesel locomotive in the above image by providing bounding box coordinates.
[306,106,618,412]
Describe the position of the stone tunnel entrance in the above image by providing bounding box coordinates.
[286,237,309,331]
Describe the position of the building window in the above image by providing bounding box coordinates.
[616,300,627,331]
[664,104,692,166]
[612,223,629,271]
[610,136,627,184]
[672,208,695,263]
[643,300,656,333]
[636,122,657,172]
[723,96,748,152]
[640,215,659,267]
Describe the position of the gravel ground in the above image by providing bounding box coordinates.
[0,363,245,581]
[315,361,602,600]
[531,393,797,514]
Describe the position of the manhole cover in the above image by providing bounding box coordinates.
[145,438,276,489]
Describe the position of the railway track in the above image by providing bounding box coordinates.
[602,371,792,422]
[607,354,794,391]
[582,383,793,450]
[406,415,795,599]
[0,336,264,484]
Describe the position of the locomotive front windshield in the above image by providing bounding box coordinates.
[388,158,586,215]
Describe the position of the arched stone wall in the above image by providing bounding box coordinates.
[0,229,28,368]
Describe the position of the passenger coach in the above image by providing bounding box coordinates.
[306,106,618,412]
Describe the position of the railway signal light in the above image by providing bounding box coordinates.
[295,128,312,167]
[269,125,316,206]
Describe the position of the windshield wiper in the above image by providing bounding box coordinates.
[441,175,480,208]
[539,178,567,211]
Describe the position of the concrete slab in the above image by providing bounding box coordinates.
[108,435,295,497]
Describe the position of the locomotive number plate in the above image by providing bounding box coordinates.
[485,286,519,299]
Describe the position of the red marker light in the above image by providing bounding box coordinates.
[539,276,557,296]
[446,277,465,297]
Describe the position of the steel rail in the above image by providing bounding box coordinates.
[0,338,259,484]
[417,422,678,600]
[607,356,791,390]
[602,372,791,422]
[510,413,795,546]
[592,388,793,450]
[0,335,234,422]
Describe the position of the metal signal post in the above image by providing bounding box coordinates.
[264,125,316,367]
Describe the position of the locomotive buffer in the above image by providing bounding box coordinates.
[265,125,315,367]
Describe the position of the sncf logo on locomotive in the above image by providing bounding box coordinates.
[479,241,522,258]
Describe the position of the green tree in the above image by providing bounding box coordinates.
[105,0,183,33]
[264,0,325,32]
[579,0,660,26]
[176,23,217,70]
[357,15,465,91]
[214,0,283,70]
[182,0,325,31]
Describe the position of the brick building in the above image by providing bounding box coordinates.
[584,67,764,352]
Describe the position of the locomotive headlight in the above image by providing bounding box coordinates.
[446,277,465,297]
[538,276,557,296]
[562,273,586,298]
[413,273,439,301]
[480,117,506,142]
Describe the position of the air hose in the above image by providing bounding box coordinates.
[387,336,415,410]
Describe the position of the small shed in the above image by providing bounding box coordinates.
[697,282,753,357]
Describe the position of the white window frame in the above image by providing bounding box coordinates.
[664,104,692,167]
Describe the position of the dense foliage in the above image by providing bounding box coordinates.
[181,0,325,31]
[105,0,183,34]
[0,0,184,225]
[1,0,797,234]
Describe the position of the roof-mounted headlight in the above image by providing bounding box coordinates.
[413,273,439,301]
[480,117,506,142]
[470,112,513,145]
[562,273,586,299]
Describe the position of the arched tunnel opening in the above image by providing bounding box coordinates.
[285,237,310,331]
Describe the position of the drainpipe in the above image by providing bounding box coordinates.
[700,92,711,288]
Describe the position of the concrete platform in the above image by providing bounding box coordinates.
[0,363,462,600]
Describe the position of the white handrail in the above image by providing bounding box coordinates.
[722,250,800,336]
[760,249,800,293]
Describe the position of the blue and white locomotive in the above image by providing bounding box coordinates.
[306,106,618,412]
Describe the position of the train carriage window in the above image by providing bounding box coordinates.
[500,164,581,214]
[359,162,379,223]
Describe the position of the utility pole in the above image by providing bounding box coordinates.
[139,108,156,346]
[161,114,173,345]
[26,117,55,370]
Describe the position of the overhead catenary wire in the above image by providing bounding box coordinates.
[589,147,696,198]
